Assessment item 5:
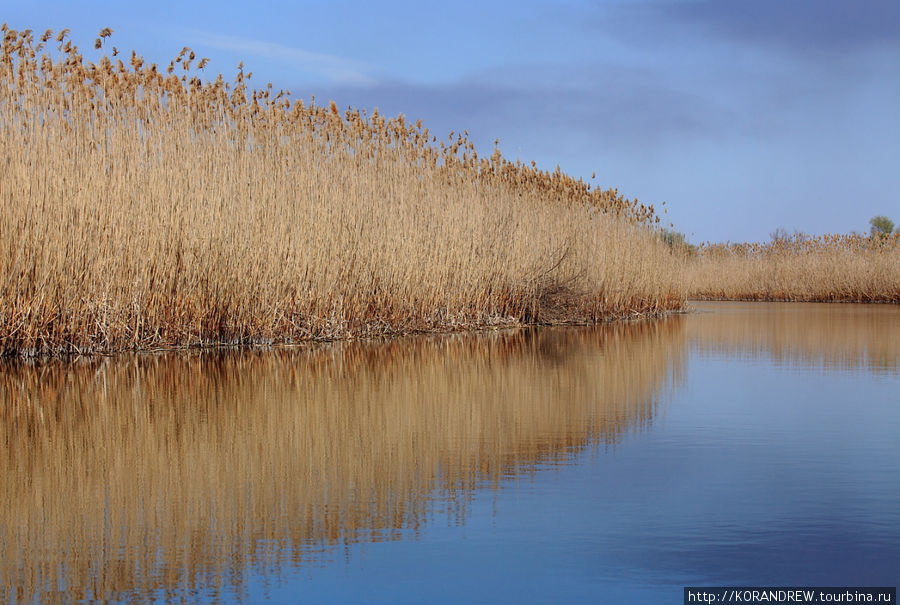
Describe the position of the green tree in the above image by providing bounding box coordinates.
[869,215,895,237]
[769,228,808,246]
[659,229,697,257]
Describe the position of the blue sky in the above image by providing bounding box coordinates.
[5,0,899,242]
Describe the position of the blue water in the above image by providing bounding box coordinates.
[1,302,898,603]
[245,359,898,603]
[237,303,899,603]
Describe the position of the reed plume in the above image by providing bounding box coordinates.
[0,25,686,357]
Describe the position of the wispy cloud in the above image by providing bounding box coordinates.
[190,31,376,85]
[309,63,728,160]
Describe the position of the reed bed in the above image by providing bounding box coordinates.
[0,319,686,602]
[0,26,686,357]
[686,234,900,303]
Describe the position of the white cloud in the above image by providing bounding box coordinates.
[190,31,376,85]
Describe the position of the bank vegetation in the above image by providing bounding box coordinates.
[685,233,900,303]
[0,25,687,357]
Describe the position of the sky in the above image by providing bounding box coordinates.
[5,0,899,243]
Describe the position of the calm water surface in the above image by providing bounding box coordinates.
[1,302,898,603]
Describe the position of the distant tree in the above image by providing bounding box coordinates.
[769,228,808,245]
[659,229,697,257]
[770,227,790,243]
[869,215,895,237]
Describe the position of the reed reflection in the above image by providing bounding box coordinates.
[0,318,685,603]
[688,302,900,374]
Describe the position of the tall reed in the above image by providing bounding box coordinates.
[686,234,900,303]
[0,26,686,357]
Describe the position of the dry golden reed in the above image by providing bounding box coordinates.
[0,319,686,602]
[686,234,900,303]
[0,25,686,357]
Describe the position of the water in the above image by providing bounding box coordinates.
[1,302,897,603]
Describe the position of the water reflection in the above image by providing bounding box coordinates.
[0,319,685,603]
[688,301,900,374]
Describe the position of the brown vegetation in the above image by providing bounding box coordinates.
[686,233,900,303]
[0,25,686,357]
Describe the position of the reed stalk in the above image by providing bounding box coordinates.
[0,25,686,357]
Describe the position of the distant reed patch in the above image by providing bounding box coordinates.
[687,234,900,303]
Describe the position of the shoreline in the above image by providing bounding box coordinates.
[0,305,688,362]
[688,296,899,304]
[8,297,900,362]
